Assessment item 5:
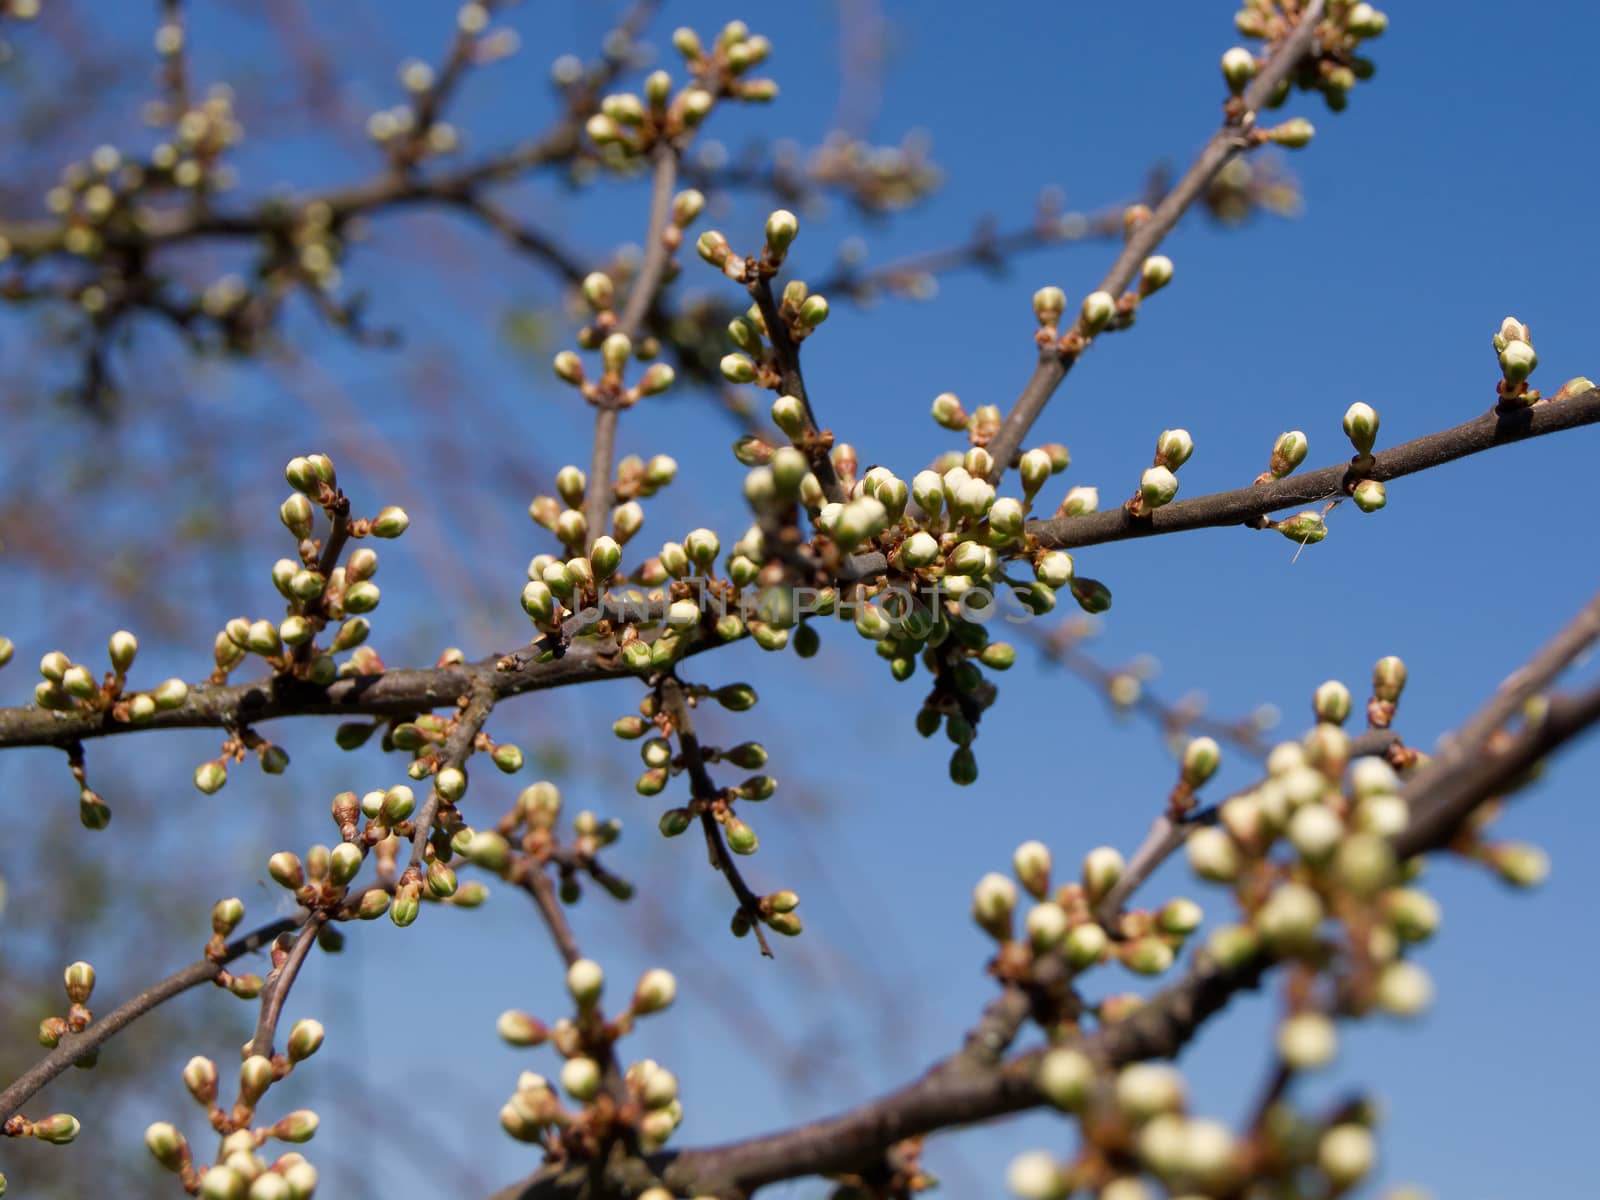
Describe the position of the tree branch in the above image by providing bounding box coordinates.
[982,1,1328,477]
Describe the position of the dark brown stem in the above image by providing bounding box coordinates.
[659,677,774,958]
[748,276,846,505]
[1027,391,1600,551]
[523,869,583,968]
[982,1,1327,478]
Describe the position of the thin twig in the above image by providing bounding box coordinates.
[659,677,774,958]
[407,677,497,873]
[583,142,680,550]
[983,0,1328,478]
[0,914,302,1123]
[748,276,846,505]
[247,913,328,1059]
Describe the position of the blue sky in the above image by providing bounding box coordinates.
[2,2,1598,1197]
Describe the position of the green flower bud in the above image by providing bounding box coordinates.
[671,187,705,226]
[636,767,668,796]
[381,784,415,823]
[497,1009,546,1046]
[589,535,622,580]
[1156,428,1193,470]
[1025,901,1068,951]
[980,642,1017,671]
[930,392,968,430]
[369,505,409,538]
[270,1110,319,1144]
[764,209,798,255]
[1058,485,1098,516]
[465,830,510,871]
[0,636,12,667]
[1220,46,1257,92]
[1375,960,1432,1016]
[1036,1048,1094,1112]
[1186,826,1242,882]
[1318,1125,1376,1188]
[1157,896,1204,936]
[1369,656,1407,706]
[581,271,614,311]
[1352,478,1387,512]
[145,1121,189,1171]
[601,333,632,375]
[684,527,720,567]
[1115,1063,1185,1121]
[725,817,759,854]
[342,581,380,613]
[798,294,829,328]
[1032,286,1067,326]
[286,1018,325,1064]
[60,664,97,699]
[195,761,228,795]
[1140,465,1179,509]
[1017,448,1054,498]
[566,958,604,1007]
[1343,402,1379,455]
[1181,736,1221,788]
[720,353,757,383]
[326,840,362,885]
[897,531,939,569]
[1272,510,1326,544]
[1123,937,1174,975]
[1080,289,1116,332]
[1257,881,1324,952]
[561,1056,602,1102]
[715,682,757,710]
[695,229,730,267]
[633,967,677,1014]
[1268,430,1309,478]
[107,629,138,673]
[1277,1011,1337,1069]
[1490,842,1549,888]
[988,497,1026,539]
[972,871,1017,940]
[1068,577,1111,614]
[1064,921,1108,968]
[658,808,693,837]
[1006,1152,1068,1200]
[268,852,304,891]
[39,650,70,682]
[1346,3,1388,36]
[1314,680,1352,725]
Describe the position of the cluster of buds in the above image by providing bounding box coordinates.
[973,840,1206,994]
[1228,1,1387,116]
[35,961,98,1066]
[1031,256,1169,363]
[586,20,775,159]
[702,219,832,332]
[491,779,633,906]
[203,899,266,999]
[1128,428,1194,517]
[555,270,679,405]
[145,1028,324,1198]
[1333,401,1387,512]
[805,129,944,214]
[498,960,687,1155]
[1008,1061,1382,1199]
[209,454,407,702]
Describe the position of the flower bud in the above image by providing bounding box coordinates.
[1081,846,1125,902]
[561,1056,602,1102]
[971,871,1017,940]
[1318,1125,1375,1188]
[145,1121,189,1171]
[930,392,968,430]
[61,664,97,699]
[370,505,409,538]
[1490,842,1549,888]
[1352,479,1386,512]
[1136,465,1178,510]
[1155,428,1193,470]
[1272,510,1326,544]
[268,1110,319,1145]
[798,294,829,328]
[1058,485,1098,516]
[268,852,304,891]
[1080,290,1116,332]
[1181,736,1220,788]
[1115,1063,1184,1121]
[1343,402,1379,455]
[633,967,677,1014]
[1186,826,1242,882]
[720,353,757,383]
[1375,960,1432,1016]
[581,271,613,311]
[1032,286,1067,326]
[1139,254,1174,295]
[497,1009,546,1046]
[566,958,604,1007]
[1257,881,1324,952]
[764,209,798,256]
[601,333,632,375]
[108,630,138,673]
[1036,1048,1094,1111]
[1269,430,1309,478]
[1012,840,1052,899]
[1313,679,1351,725]
[1006,1152,1068,1200]
[1269,117,1315,148]
[63,960,95,1004]
[1277,1011,1337,1069]
[195,761,228,794]
[1025,901,1069,952]
[1063,921,1107,968]
[1220,46,1257,92]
